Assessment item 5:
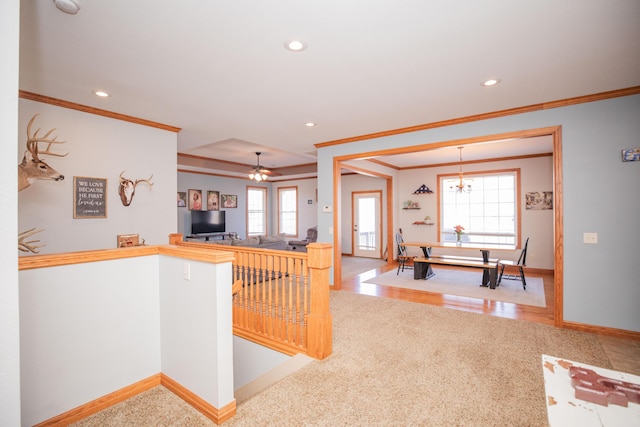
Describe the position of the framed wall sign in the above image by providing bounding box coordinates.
[74,176,107,218]
[117,233,139,248]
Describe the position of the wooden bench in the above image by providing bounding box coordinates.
[413,255,502,289]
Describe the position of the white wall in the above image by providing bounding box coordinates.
[18,100,177,254]
[19,253,235,425]
[178,172,319,240]
[0,0,21,425]
[233,337,290,389]
[397,155,554,269]
[159,255,234,408]
[20,257,161,426]
[317,94,640,332]
[177,172,267,238]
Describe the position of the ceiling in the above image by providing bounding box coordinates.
[19,1,640,180]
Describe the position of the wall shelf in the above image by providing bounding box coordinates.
[412,221,434,225]
[403,207,421,210]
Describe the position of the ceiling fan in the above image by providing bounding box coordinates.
[248,152,271,182]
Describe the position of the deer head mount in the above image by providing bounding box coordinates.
[18,114,68,192]
[118,171,153,206]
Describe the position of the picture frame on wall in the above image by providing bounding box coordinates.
[188,189,203,211]
[525,191,553,210]
[73,176,108,219]
[177,192,186,207]
[221,194,237,208]
[207,190,220,211]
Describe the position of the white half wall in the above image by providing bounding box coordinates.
[19,252,235,425]
[159,255,234,408]
[19,257,161,426]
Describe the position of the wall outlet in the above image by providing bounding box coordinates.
[583,232,598,244]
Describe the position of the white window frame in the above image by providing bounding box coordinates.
[438,168,520,247]
[246,186,267,236]
[278,186,298,237]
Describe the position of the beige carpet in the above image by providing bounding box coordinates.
[73,291,610,426]
[363,267,546,307]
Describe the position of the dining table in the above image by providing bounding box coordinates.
[400,242,514,287]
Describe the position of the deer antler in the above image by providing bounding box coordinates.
[26,114,68,160]
[118,171,153,206]
[18,228,45,253]
[134,175,154,187]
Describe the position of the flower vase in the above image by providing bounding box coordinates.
[456,234,462,246]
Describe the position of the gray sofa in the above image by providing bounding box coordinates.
[194,234,287,250]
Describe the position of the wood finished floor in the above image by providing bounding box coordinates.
[339,258,640,375]
[340,260,556,325]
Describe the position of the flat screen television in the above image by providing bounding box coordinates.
[191,210,226,235]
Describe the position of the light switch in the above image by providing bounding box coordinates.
[583,232,598,244]
[322,205,332,213]
[183,262,191,280]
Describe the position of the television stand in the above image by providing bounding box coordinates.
[187,232,237,242]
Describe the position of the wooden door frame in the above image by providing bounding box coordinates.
[331,125,563,327]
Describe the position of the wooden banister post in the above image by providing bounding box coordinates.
[306,242,333,359]
[169,233,183,245]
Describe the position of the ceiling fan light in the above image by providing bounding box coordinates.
[248,152,271,181]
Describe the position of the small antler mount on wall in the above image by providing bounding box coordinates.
[118,171,153,206]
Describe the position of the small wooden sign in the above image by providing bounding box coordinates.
[74,176,107,218]
[622,148,640,162]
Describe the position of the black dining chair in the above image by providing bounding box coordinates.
[498,237,529,289]
[396,228,415,275]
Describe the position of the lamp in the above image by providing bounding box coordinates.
[248,152,269,182]
[450,146,472,193]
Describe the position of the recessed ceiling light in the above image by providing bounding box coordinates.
[94,90,110,97]
[482,78,501,87]
[284,39,307,52]
[305,122,316,127]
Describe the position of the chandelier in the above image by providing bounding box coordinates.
[450,146,472,193]
[248,152,269,182]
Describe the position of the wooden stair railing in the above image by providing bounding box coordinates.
[169,234,332,360]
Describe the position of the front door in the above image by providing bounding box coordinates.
[353,191,381,258]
